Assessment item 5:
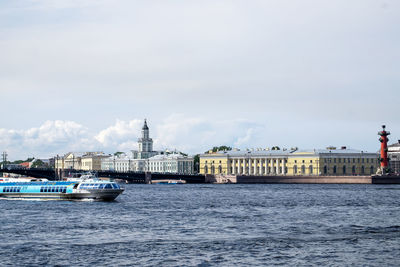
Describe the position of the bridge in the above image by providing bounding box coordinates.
[0,168,206,184]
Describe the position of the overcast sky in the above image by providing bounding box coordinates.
[1,0,399,160]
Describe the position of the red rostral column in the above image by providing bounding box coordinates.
[378,125,390,170]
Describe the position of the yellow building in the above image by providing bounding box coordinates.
[81,153,109,171]
[55,152,109,171]
[200,147,379,176]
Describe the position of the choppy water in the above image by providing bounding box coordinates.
[1,184,400,266]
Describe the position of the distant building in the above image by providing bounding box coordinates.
[147,153,194,174]
[101,153,135,172]
[55,152,109,171]
[81,153,110,171]
[200,147,378,176]
[132,119,159,160]
[388,141,400,174]
[100,120,194,174]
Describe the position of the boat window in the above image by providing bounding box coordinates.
[52,187,55,193]
[112,184,119,189]
[17,188,21,192]
[105,184,112,189]
[99,184,105,189]
[40,187,43,192]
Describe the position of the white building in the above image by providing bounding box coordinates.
[147,153,194,174]
[132,119,159,160]
[100,120,194,174]
[101,153,134,172]
[388,141,400,174]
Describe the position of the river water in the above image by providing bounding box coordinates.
[1,184,400,266]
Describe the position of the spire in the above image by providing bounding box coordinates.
[142,119,149,130]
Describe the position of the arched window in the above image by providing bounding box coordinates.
[301,165,305,174]
[293,165,298,174]
[218,166,222,174]
[352,165,356,174]
[211,165,215,174]
[343,165,346,175]
[324,166,327,174]
[333,166,337,174]
[309,165,313,174]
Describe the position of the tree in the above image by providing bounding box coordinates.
[31,159,49,168]
[193,154,200,173]
[207,146,232,153]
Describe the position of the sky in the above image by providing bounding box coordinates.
[0,0,399,160]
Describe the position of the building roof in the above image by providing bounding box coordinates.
[201,148,377,158]
[148,153,192,161]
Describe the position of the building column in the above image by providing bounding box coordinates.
[282,158,286,175]
[271,158,276,174]
[232,159,235,175]
[259,159,263,176]
[253,159,257,175]
[276,159,280,174]
[265,158,268,175]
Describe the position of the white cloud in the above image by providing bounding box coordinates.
[0,116,266,160]
[154,114,262,154]
[0,120,92,160]
[234,128,255,148]
[95,119,141,149]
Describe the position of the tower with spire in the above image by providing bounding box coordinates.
[137,119,154,159]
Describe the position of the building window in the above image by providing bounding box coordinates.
[218,166,222,174]
[324,166,327,174]
[294,165,298,174]
[334,158,336,163]
[333,166,337,174]
[310,160,313,163]
[343,165,346,175]
[361,166,365,175]
[302,160,305,163]
[370,166,374,174]
[295,160,297,163]
[204,166,208,174]
[309,165,313,174]
[338,158,341,163]
[301,165,305,174]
